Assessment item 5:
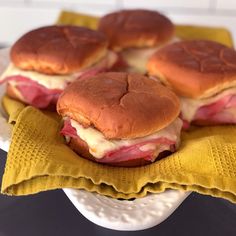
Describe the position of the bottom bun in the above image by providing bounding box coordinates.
[68,136,171,167]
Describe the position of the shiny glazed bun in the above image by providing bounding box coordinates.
[98,9,175,51]
[11,25,108,75]
[148,40,236,98]
[57,72,180,139]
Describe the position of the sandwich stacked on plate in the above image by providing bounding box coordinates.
[0,25,118,109]
[148,40,236,129]
[57,72,182,167]
[98,9,177,73]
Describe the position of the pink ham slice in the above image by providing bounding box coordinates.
[193,94,236,124]
[61,119,78,138]
[78,67,107,80]
[0,75,62,108]
[61,119,177,164]
[0,52,119,108]
[98,138,175,163]
[181,118,190,130]
[0,65,114,109]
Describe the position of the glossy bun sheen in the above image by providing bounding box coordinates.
[148,40,236,98]
[98,9,175,51]
[57,72,180,139]
[11,25,108,75]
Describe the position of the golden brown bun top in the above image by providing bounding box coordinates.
[148,40,236,98]
[57,72,180,139]
[11,25,108,75]
[98,9,175,51]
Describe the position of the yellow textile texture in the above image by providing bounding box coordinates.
[56,11,99,29]
[1,99,236,203]
[2,95,26,124]
[1,11,236,202]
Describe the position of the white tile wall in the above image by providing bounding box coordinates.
[0,0,25,1]
[0,0,236,45]
[0,7,59,45]
[32,0,117,6]
[216,0,236,10]
[123,0,211,9]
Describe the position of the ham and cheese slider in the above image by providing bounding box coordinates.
[147,40,236,128]
[57,72,182,167]
[98,9,176,74]
[0,25,117,109]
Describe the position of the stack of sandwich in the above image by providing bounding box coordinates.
[1,9,236,168]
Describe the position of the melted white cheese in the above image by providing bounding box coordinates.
[0,51,117,90]
[0,63,76,90]
[70,117,182,159]
[121,37,180,74]
[181,87,236,122]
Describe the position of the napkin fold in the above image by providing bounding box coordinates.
[1,11,236,203]
[2,95,236,202]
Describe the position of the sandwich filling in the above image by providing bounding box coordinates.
[0,51,118,108]
[61,117,182,163]
[180,87,236,127]
[121,37,180,73]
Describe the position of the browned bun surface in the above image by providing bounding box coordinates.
[98,9,174,51]
[69,136,160,167]
[148,40,236,99]
[57,72,180,139]
[11,25,108,75]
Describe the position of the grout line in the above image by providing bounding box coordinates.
[158,7,236,16]
[0,2,235,17]
[0,2,114,9]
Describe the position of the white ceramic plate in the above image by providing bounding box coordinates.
[0,48,190,231]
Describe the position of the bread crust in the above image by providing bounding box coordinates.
[57,72,180,139]
[148,40,236,98]
[98,9,174,51]
[11,25,108,75]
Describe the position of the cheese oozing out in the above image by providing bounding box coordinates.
[121,37,180,74]
[180,87,236,122]
[0,51,117,90]
[0,63,76,90]
[70,117,182,159]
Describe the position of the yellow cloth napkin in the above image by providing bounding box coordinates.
[1,11,236,203]
[57,11,234,47]
[2,95,236,203]
[57,11,99,29]
[2,95,26,124]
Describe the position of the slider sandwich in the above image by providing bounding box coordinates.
[98,9,177,74]
[0,25,118,109]
[148,40,236,128]
[57,72,182,167]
